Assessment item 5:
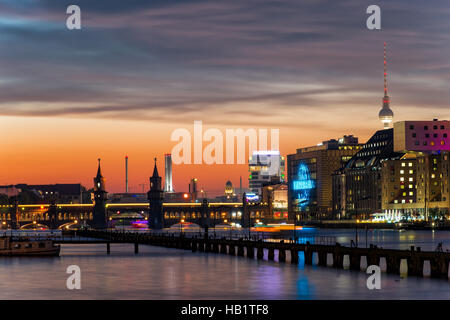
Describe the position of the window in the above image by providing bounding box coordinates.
[401,163,406,167]
[408,163,413,167]
[400,170,404,174]
[412,133,416,138]
[38,243,46,248]
[424,126,428,130]
[409,125,414,129]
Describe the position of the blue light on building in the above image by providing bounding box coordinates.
[292,162,315,208]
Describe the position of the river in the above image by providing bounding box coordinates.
[0,228,448,299]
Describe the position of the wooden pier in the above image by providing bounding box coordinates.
[66,230,450,279]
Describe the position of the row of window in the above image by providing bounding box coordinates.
[410,124,446,130]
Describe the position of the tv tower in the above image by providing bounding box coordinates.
[378,42,394,128]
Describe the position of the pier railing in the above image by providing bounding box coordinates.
[63,229,450,280]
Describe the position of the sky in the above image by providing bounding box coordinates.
[1,0,450,195]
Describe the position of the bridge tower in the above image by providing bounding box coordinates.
[148,158,164,229]
[92,158,107,229]
[48,200,58,229]
[241,192,250,228]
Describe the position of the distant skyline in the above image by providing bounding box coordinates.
[1,0,450,193]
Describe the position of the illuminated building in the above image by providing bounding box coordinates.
[394,120,450,152]
[334,121,450,221]
[248,151,285,195]
[261,183,288,220]
[379,42,394,128]
[332,129,401,219]
[288,135,362,219]
[164,154,174,193]
[189,178,199,202]
[224,181,234,198]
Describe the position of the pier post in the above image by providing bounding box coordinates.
[343,254,350,269]
[237,245,245,257]
[290,249,299,264]
[400,259,408,277]
[379,257,387,272]
[268,247,275,261]
[134,243,139,254]
[257,246,264,260]
[220,243,227,254]
[229,244,236,255]
[326,253,333,267]
[304,248,313,265]
[278,249,286,262]
[360,256,368,271]
[247,246,254,259]
[423,260,431,277]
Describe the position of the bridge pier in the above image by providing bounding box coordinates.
[268,247,274,261]
[134,243,139,254]
[220,243,227,254]
[278,249,286,262]
[107,242,110,254]
[237,245,244,257]
[304,247,313,265]
[191,240,197,252]
[290,249,298,264]
[257,246,264,260]
[228,244,236,256]
[247,246,254,259]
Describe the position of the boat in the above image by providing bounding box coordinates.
[0,236,60,256]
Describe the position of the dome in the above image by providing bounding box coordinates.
[225,181,232,187]
[379,107,393,118]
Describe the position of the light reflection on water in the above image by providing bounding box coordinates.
[0,235,449,300]
[294,228,450,251]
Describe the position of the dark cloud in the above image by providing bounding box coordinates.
[0,0,449,125]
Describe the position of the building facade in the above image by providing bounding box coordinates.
[288,135,361,220]
[332,129,403,219]
[248,151,285,195]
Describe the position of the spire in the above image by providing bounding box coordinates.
[96,158,103,178]
[384,42,388,97]
[378,42,394,128]
[152,157,159,177]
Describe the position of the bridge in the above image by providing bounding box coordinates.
[0,201,271,229]
[0,159,274,230]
